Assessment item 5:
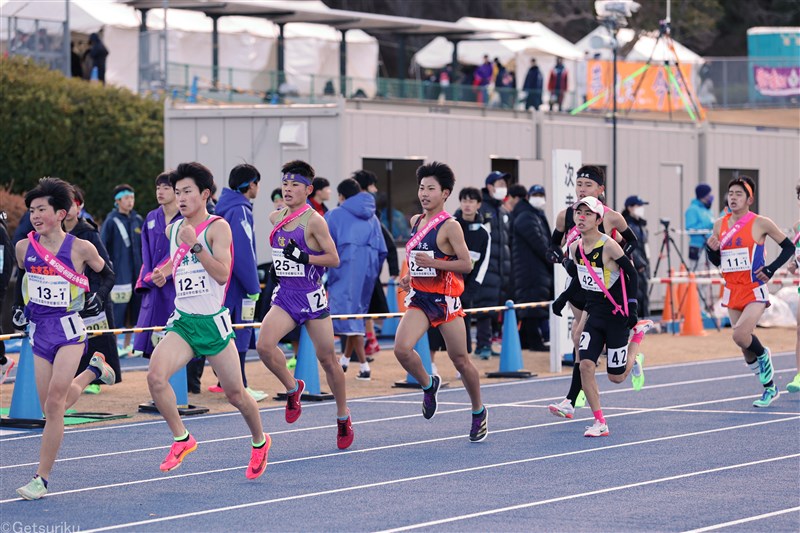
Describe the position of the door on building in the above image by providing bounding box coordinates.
[362,157,425,244]
[719,168,759,214]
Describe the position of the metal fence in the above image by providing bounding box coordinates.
[2,15,70,77]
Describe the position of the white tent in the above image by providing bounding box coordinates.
[575,27,704,65]
[412,17,582,100]
[0,0,379,96]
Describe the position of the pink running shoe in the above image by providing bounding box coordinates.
[208,385,224,393]
[365,337,380,356]
[337,411,354,450]
[285,379,305,424]
[246,434,271,480]
[160,434,198,472]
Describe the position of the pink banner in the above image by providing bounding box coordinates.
[754,66,800,96]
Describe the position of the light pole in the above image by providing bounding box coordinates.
[595,1,640,210]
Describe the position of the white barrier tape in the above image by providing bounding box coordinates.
[0,300,551,341]
[651,277,798,286]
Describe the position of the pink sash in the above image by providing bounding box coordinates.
[171,216,221,276]
[719,212,756,250]
[269,204,311,245]
[578,240,628,317]
[27,232,90,291]
[405,212,451,257]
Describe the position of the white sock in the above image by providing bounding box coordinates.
[339,355,349,367]
[360,363,370,372]
[747,360,759,376]
[431,363,438,375]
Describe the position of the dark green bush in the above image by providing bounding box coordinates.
[0,57,163,220]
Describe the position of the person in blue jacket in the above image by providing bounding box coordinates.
[100,184,143,354]
[685,183,715,271]
[208,164,267,401]
[325,179,387,381]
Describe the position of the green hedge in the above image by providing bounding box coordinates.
[0,57,163,219]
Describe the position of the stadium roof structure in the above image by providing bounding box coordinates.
[121,0,525,90]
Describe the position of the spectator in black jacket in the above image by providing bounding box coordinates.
[429,187,491,368]
[0,212,14,382]
[622,195,651,317]
[88,33,108,84]
[510,184,552,351]
[477,171,512,357]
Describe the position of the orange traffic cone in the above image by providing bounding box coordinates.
[662,269,675,324]
[680,273,707,336]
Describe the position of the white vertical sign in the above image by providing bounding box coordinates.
[549,149,582,373]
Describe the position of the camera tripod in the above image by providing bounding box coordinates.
[650,218,720,332]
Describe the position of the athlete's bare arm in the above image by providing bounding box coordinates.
[190,219,233,285]
[15,239,29,270]
[305,212,340,268]
[73,238,106,274]
[602,238,624,273]
[706,218,724,251]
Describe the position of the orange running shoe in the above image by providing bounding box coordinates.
[246,434,271,480]
[160,434,198,472]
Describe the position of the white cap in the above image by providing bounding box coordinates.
[575,196,605,219]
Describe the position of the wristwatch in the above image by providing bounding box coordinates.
[190,243,203,255]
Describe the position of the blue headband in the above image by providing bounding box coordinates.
[114,190,134,201]
[282,173,311,186]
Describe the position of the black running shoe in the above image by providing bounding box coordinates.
[422,375,441,420]
[469,406,488,442]
[356,370,371,381]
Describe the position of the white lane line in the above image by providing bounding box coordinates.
[2,403,797,506]
[377,454,800,533]
[0,384,790,471]
[682,506,800,532]
[75,423,800,532]
[1,353,793,443]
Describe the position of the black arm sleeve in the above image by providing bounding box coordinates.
[551,228,565,248]
[95,262,116,302]
[615,254,639,300]
[564,258,578,277]
[706,245,721,266]
[15,270,24,306]
[764,237,794,276]
[620,227,638,256]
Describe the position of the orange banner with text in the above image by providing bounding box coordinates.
[586,60,696,112]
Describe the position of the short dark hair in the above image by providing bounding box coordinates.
[25,177,74,213]
[171,162,217,195]
[352,169,377,191]
[311,177,330,195]
[508,184,528,199]
[416,161,455,193]
[458,187,482,202]
[229,163,260,191]
[728,175,756,197]
[72,185,86,206]
[337,178,362,200]
[271,187,283,202]
[112,183,135,197]
[281,160,315,180]
[155,171,173,187]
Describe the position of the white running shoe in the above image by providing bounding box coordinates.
[632,319,654,338]
[548,398,575,419]
[584,420,609,437]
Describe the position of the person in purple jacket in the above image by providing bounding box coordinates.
[208,164,267,402]
[134,172,182,359]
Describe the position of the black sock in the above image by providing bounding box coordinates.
[176,432,190,442]
[765,380,774,388]
[566,358,582,407]
[746,335,765,358]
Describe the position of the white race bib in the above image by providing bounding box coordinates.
[468,250,481,266]
[175,265,211,299]
[307,286,328,312]
[241,298,256,322]
[720,248,751,273]
[213,309,233,340]
[445,295,461,314]
[409,251,436,277]
[110,283,133,304]
[607,346,628,368]
[28,273,70,307]
[272,249,305,277]
[83,311,109,331]
[577,264,604,292]
[60,313,86,340]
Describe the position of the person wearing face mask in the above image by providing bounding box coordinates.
[622,195,651,318]
[477,171,513,358]
[685,184,715,271]
[509,184,552,351]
